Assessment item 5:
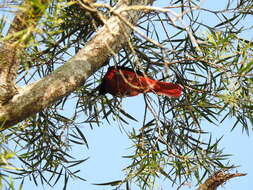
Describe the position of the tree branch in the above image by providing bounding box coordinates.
[197,171,246,190]
[0,0,154,128]
[0,0,51,104]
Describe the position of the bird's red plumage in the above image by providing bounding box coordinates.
[99,67,182,98]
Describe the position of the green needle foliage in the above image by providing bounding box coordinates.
[0,0,252,189]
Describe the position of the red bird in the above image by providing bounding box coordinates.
[99,66,183,98]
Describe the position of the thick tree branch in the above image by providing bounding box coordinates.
[0,0,51,104]
[0,0,154,128]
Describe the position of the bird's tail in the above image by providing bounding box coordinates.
[152,81,183,97]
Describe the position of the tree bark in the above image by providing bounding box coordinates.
[0,0,154,128]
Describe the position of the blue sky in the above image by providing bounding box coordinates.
[21,96,253,190]
[1,0,252,189]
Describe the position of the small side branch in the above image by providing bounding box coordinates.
[197,171,246,190]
